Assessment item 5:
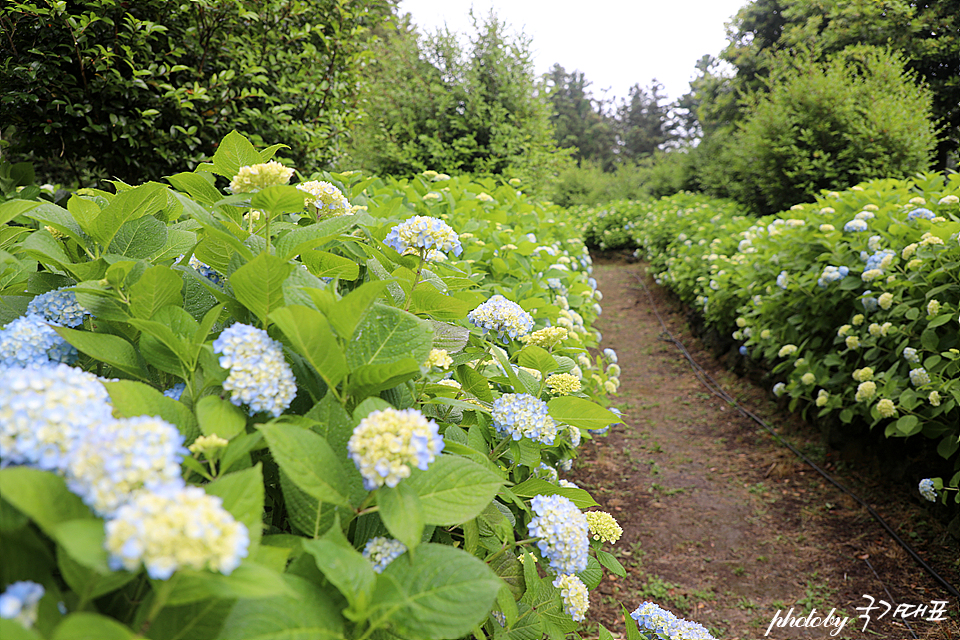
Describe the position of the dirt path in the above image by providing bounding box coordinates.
[569,259,960,640]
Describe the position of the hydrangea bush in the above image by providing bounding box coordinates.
[0,132,630,638]
[582,176,960,509]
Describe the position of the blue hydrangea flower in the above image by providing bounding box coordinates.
[843,219,869,232]
[27,288,88,328]
[0,363,113,471]
[861,291,878,312]
[553,574,589,622]
[603,348,618,363]
[0,314,78,367]
[631,602,716,640]
[468,295,534,340]
[909,368,930,386]
[918,478,938,502]
[907,208,935,221]
[212,324,296,417]
[528,494,589,574]
[362,537,407,572]
[863,249,896,273]
[384,216,462,257]
[187,255,223,285]
[739,345,748,356]
[347,408,444,490]
[902,347,920,363]
[163,382,186,401]
[0,581,44,629]
[535,462,559,483]
[817,265,849,288]
[492,394,558,445]
[776,271,788,289]
[65,416,187,516]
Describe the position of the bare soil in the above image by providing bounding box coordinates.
[569,258,960,640]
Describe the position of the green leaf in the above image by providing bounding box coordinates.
[510,477,598,508]
[518,346,559,375]
[128,265,183,319]
[107,215,168,259]
[166,561,295,606]
[270,305,348,388]
[920,328,940,351]
[598,624,616,640]
[372,543,501,640]
[258,143,289,163]
[88,182,167,248]
[0,469,94,539]
[927,313,953,328]
[53,519,109,573]
[251,185,306,216]
[196,395,248,440]
[206,465,264,550]
[57,549,137,601]
[345,359,421,399]
[596,549,626,577]
[547,396,619,431]
[217,574,345,640]
[276,216,362,262]
[623,603,643,640]
[301,250,361,280]
[52,327,147,380]
[311,280,389,340]
[103,380,200,442]
[0,199,41,226]
[895,415,921,436]
[403,456,503,526]
[409,288,472,320]
[456,365,493,402]
[166,171,223,206]
[257,423,353,508]
[301,521,377,617]
[346,303,434,368]
[578,555,603,590]
[51,613,136,640]
[212,131,262,179]
[0,619,41,640]
[230,253,291,325]
[379,483,425,552]
[430,321,471,353]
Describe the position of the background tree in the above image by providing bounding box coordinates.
[615,81,678,162]
[543,64,616,170]
[344,11,570,191]
[0,0,393,185]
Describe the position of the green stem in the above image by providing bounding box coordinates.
[139,574,179,635]
[403,250,427,312]
[489,437,512,461]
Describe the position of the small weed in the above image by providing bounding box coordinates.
[736,598,759,611]
[650,483,685,496]
[757,555,769,562]
[796,572,836,611]
[732,565,746,576]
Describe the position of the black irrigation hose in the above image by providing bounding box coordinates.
[629,272,960,602]
[862,556,919,639]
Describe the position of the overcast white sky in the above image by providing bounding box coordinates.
[397,0,749,104]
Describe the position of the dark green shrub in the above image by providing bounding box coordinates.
[715,46,937,214]
[0,0,391,185]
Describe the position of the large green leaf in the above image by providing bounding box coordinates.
[51,613,135,640]
[211,131,262,179]
[301,521,377,617]
[165,561,294,606]
[270,305,348,388]
[517,345,559,376]
[52,328,147,380]
[403,456,503,526]
[217,574,345,640]
[52,519,109,573]
[258,423,353,508]
[195,395,247,440]
[409,288,472,320]
[107,215,168,259]
[206,465,264,550]
[103,380,200,441]
[509,477,598,509]
[88,182,167,248]
[346,303,433,368]
[0,469,94,539]
[276,215,361,262]
[128,265,183,319]
[251,185,306,216]
[547,396,620,431]
[301,250,360,280]
[166,171,223,206]
[0,199,41,226]
[345,359,420,399]
[57,549,137,602]
[371,544,500,640]
[230,253,291,325]
[309,280,389,340]
[378,483,424,553]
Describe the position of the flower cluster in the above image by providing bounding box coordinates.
[907,208,935,221]
[66,416,186,516]
[468,295,534,340]
[553,574,589,621]
[0,581,44,629]
[855,381,877,402]
[0,363,114,470]
[491,394,558,445]
[778,344,797,358]
[0,314,78,367]
[423,348,453,370]
[843,219,869,232]
[584,511,623,544]
[902,347,920,363]
[817,265,849,287]
[26,288,88,328]
[519,326,568,349]
[297,180,350,216]
[546,373,581,396]
[228,161,294,193]
[187,255,222,285]
[384,216,463,257]
[347,408,444,490]
[528,494,589,575]
[362,537,407,573]
[105,484,249,580]
[212,323,297,417]
[875,398,897,418]
[909,368,930,386]
[631,602,717,640]
[918,478,938,502]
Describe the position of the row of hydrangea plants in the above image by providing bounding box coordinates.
[0,132,718,640]
[580,177,960,510]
